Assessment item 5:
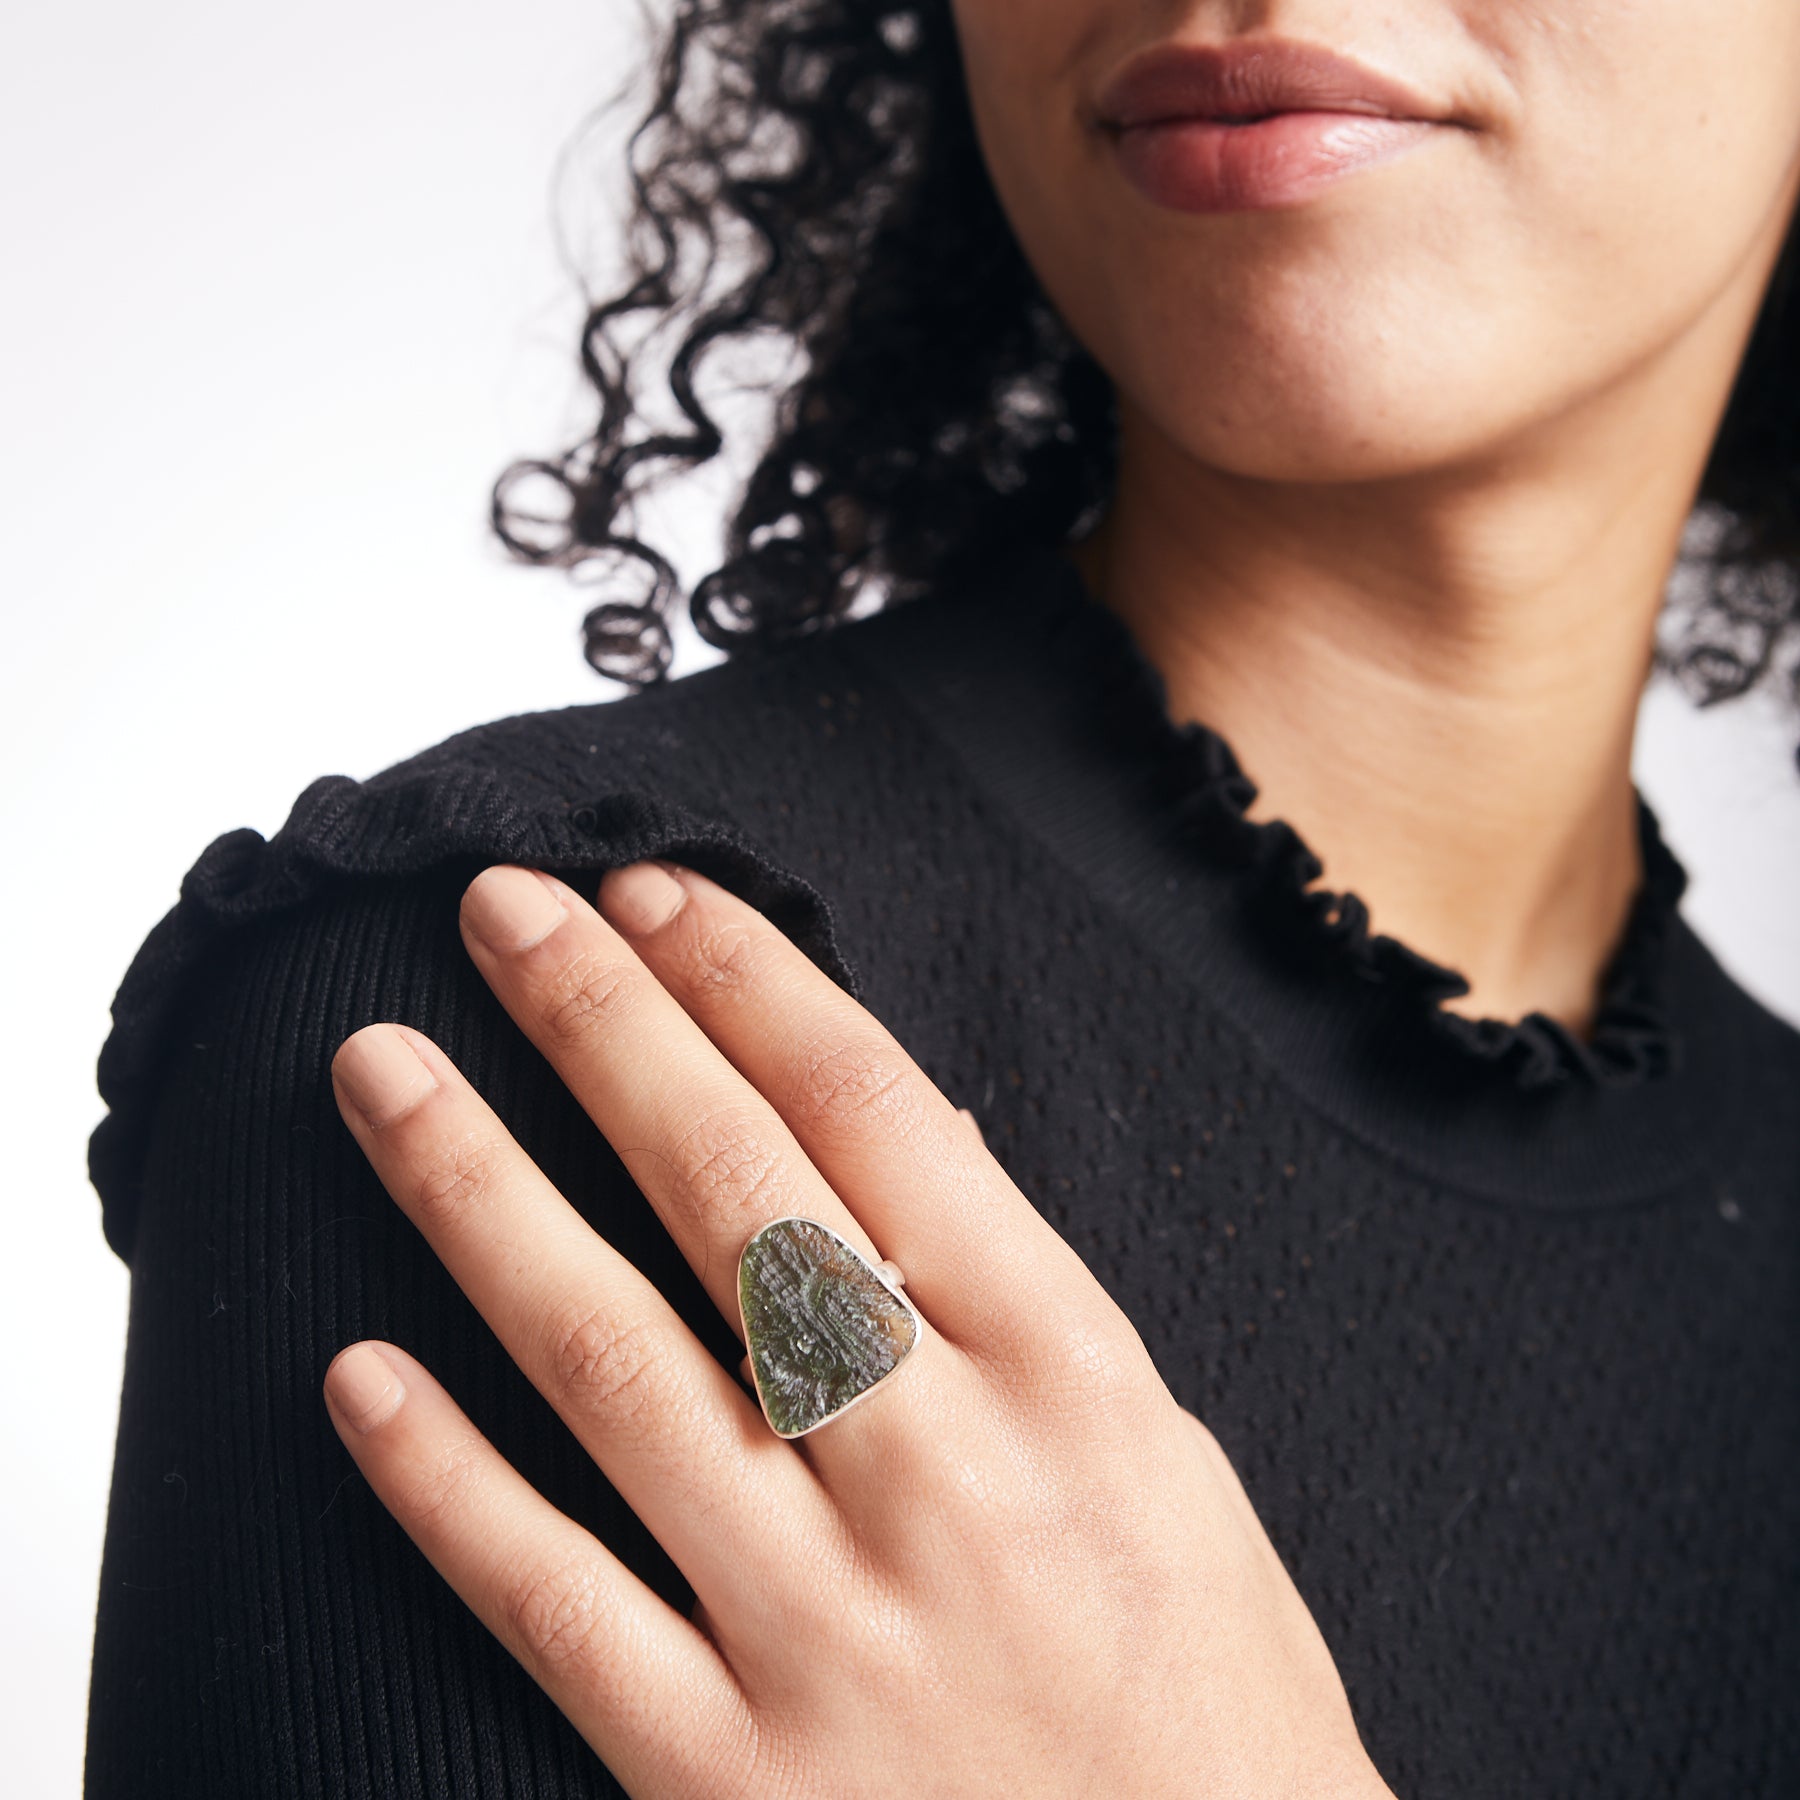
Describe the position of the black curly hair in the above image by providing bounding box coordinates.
[491,0,1800,743]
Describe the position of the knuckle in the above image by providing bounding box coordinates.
[544,1300,669,1432]
[680,915,774,999]
[395,1431,489,1535]
[788,1035,914,1138]
[670,1108,788,1224]
[409,1129,508,1228]
[1028,1305,1159,1425]
[540,946,640,1049]
[505,1555,609,1676]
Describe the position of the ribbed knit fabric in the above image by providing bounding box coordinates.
[85,541,1800,1797]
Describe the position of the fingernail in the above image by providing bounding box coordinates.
[325,1343,406,1433]
[599,860,686,936]
[333,1024,437,1129]
[462,865,567,954]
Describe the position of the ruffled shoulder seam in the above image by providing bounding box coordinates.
[89,760,858,1265]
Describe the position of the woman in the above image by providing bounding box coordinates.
[85,2,1800,1795]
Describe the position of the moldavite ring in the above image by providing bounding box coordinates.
[737,1216,924,1439]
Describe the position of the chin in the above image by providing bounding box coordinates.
[1077,240,1535,485]
[1125,351,1519,488]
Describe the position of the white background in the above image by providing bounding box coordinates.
[4,5,1797,1793]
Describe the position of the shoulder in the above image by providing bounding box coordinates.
[88,616,931,1265]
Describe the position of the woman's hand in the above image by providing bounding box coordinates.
[322,859,1391,1799]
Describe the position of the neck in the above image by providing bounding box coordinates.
[1068,379,1722,1035]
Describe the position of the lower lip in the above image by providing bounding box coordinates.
[1111,111,1438,213]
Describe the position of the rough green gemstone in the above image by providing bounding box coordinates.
[738,1217,919,1438]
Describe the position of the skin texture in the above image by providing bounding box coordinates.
[326,862,1396,1797]
[951,0,1800,1028]
[321,6,1800,1793]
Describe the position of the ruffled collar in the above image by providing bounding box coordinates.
[1038,552,1689,1094]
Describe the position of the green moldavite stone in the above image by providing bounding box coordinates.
[738,1217,919,1438]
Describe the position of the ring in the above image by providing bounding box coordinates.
[737,1216,924,1439]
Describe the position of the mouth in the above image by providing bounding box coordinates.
[1094,37,1457,214]
[1094,35,1452,136]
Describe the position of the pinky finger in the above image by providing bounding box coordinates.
[323,1340,754,1798]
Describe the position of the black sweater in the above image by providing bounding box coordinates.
[85,542,1800,1797]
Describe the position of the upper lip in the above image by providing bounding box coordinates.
[1094,37,1447,130]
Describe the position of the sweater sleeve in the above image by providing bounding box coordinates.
[83,764,858,1798]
